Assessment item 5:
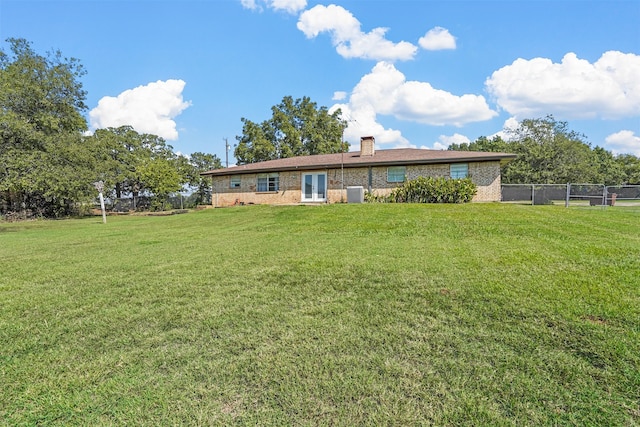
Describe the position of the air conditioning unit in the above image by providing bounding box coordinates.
[347,186,364,203]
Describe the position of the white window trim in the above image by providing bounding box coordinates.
[450,163,469,179]
[257,173,279,192]
[229,176,241,189]
[387,166,406,183]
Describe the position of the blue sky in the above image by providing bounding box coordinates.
[2,0,639,163]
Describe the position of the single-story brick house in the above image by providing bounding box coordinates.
[201,136,516,207]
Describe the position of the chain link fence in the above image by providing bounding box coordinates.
[605,185,640,205]
[501,184,640,206]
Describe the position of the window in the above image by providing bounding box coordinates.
[229,176,241,188]
[387,166,406,183]
[450,163,468,179]
[257,173,279,192]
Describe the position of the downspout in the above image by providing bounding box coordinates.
[368,166,372,193]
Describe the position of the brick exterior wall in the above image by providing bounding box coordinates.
[469,161,502,201]
[210,161,502,206]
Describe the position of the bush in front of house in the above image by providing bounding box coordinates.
[387,176,477,203]
[364,191,388,203]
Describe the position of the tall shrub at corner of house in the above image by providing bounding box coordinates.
[388,177,477,203]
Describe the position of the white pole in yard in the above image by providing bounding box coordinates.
[94,181,107,224]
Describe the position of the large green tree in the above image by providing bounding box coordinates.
[0,38,92,217]
[591,146,626,186]
[90,126,189,209]
[615,154,640,185]
[504,117,597,184]
[181,152,222,205]
[234,96,347,164]
[91,126,145,200]
[138,158,182,211]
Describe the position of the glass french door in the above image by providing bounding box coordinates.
[302,173,327,202]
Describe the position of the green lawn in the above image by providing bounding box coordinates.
[1,204,639,426]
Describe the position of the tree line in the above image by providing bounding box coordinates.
[448,117,640,185]
[1,38,220,218]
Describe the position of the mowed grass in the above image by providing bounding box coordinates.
[1,204,639,426]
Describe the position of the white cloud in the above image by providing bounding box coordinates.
[240,0,306,14]
[489,117,520,140]
[422,133,470,150]
[329,103,410,149]
[418,27,456,51]
[270,0,307,14]
[297,5,417,61]
[240,0,259,11]
[332,91,347,101]
[486,51,640,120]
[350,62,496,126]
[605,130,640,156]
[89,79,191,141]
[330,62,496,149]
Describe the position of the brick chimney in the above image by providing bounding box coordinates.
[360,136,375,156]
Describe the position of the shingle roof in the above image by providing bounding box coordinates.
[201,148,517,177]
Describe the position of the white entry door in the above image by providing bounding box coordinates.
[302,173,327,202]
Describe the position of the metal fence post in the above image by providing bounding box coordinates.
[531,185,535,205]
